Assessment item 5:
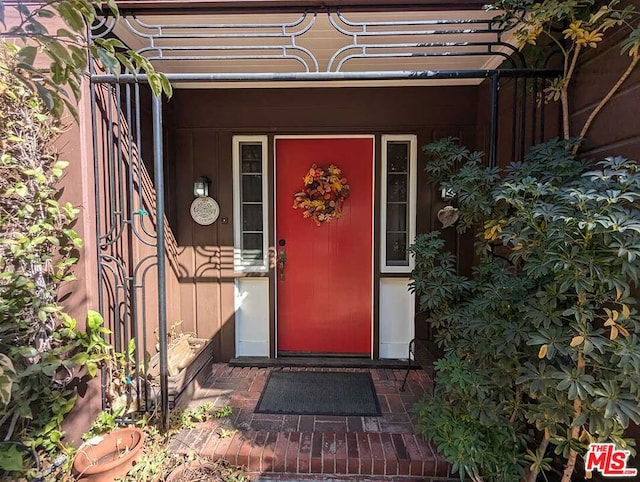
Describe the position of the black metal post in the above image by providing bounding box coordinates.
[89,77,108,412]
[489,72,500,168]
[511,77,518,161]
[531,79,538,145]
[520,78,528,160]
[152,95,169,430]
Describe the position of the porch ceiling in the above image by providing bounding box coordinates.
[107,6,520,88]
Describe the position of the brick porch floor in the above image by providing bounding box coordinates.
[168,364,456,481]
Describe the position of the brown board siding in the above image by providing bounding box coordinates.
[170,86,479,130]
[57,89,103,446]
[60,83,183,443]
[476,76,561,168]
[570,34,640,161]
[167,85,481,360]
[90,82,183,376]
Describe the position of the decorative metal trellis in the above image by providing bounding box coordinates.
[89,4,560,428]
[95,11,530,73]
[91,11,553,78]
[89,80,167,420]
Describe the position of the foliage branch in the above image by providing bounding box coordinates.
[0,1,174,476]
[411,137,640,482]
[0,0,172,120]
[488,0,639,144]
[0,43,134,478]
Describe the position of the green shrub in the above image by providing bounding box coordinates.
[411,138,640,482]
[0,45,108,478]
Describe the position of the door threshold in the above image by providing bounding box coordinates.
[229,356,409,369]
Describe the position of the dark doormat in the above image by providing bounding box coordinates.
[255,371,381,416]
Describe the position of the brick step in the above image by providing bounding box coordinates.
[251,476,440,482]
[170,429,455,480]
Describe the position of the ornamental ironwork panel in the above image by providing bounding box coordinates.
[92,8,531,77]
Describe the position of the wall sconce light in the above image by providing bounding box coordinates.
[193,176,211,198]
[440,186,456,201]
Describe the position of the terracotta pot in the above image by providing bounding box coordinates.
[72,427,145,482]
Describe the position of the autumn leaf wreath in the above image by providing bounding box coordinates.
[293,163,350,225]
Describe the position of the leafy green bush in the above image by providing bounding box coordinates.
[415,352,529,482]
[411,138,640,482]
[0,45,110,478]
[0,0,175,469]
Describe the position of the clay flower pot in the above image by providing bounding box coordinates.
[72,427,145,482]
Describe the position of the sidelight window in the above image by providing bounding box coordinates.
[381,135,417,272]
[233,136,268,272]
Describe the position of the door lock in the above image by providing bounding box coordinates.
[277,249,286,280]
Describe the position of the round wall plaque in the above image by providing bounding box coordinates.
[190,196,220,225]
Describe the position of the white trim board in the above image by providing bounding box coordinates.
[234,277,270,357]
[379,277,415,359]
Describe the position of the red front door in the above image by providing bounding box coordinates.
[275,137,373,355]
